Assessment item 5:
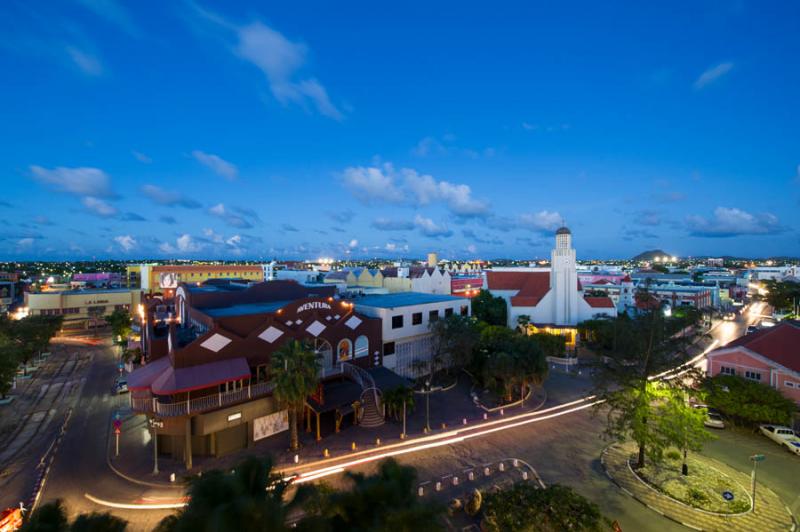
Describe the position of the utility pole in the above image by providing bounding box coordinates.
[424,379,431,433]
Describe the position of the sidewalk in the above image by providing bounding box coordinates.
[601,442,796,531]
[108,373,550,486]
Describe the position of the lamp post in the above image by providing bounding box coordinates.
[424,379,431,433]
[750,454,765,512]
[149,417,164,475]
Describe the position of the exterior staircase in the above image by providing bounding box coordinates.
[340,362,385,428]
[359,388,385,428]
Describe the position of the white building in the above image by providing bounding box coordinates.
[352,292,470,378]
[485,227,616,344]
[381,266,451,295]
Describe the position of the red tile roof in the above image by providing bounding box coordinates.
[721,321,800,373]
[584,296,615,308]
[486,271,551,307]
[151,357,252,394]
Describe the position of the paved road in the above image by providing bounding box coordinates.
[33,339,178,531]
[13,303,783,531]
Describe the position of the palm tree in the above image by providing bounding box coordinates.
[309,458,443,531]
[20,499,127,531]
[155,456,310,532]
[271,340,320,451]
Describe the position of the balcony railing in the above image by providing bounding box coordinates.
[130,381,274,417]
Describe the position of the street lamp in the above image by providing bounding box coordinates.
[424,379,431,433]
[149,417,164,475]
[749,454,765,512]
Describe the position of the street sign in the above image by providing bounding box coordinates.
[750,454,765,462]
[114,427,121,435]
[113,419,122,430]
[722,491,734,501]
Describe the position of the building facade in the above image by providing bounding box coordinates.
[705,321,800,405]
[24,288,141,329]
[127,264,265,293]
[129,280,388,468]
[485,227,616,342]
[353,292,471,378]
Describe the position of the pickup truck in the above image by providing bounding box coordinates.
[758,424,800,456]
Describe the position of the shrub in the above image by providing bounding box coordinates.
[665,450,681,461]
[465,489,482,516]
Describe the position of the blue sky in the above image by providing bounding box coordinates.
[1,1,799,260]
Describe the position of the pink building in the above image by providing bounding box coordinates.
[706,321,800,404]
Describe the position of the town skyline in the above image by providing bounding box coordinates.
[2,2,799,260]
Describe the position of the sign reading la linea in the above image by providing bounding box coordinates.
[297,301,332,313]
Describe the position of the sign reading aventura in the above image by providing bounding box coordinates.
[297,301,332,313]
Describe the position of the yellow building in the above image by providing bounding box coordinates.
[24,288,142,330]
[126,264,265,293]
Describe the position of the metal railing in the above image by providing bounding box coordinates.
[341,362,382,414]
[130,381,274,417]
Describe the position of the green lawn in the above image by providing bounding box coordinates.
[634,453,751,514]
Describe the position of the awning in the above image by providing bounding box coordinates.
[151,357,251,395]
[127,356,171,391]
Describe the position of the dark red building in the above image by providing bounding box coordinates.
[128,280,399,469]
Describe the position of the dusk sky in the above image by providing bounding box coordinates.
[1,1,799,261]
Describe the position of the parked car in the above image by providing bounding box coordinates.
[723,312,736,321]
[746,325,759,334]
[693,404,725,429]
[705,411,725,429]
[758,425,800,455]
[114,378,128,394]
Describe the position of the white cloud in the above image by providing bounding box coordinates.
[466,244,477,254]
[82,196,117,217]
[192,150,238,180]
[414,215,452,238]
[693,62,734,90]
[341,162,489,217]
[348,239,358,248]
[17,238,34,247]
[385,242,409,253]
[173,234,204,253]
[31,165,113,196]
[236,22,343,119]
[207,203,253,228]
[66,46,103,76]
[342,163,405,204]
[113,235,137,252]
[686,207,783,237]
[519,210,563,233]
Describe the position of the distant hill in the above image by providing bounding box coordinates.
[632,249,673,262]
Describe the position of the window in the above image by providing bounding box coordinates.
[785,381,797,389]
[745,370,761,381]
[720,366,736,376]
[392,315,404,329]
[444,307,454,317]
[337,339,352,361]
[460,305,469,316]
[354,336,369,358]
[256,364,268,383]
[412,312,422,326]
[383,342,395,356]
[429,310,439,322]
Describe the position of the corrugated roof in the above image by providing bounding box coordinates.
[721,321,800,372]
[151,357,251,394]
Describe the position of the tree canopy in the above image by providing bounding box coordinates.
[271,340,320,450]
[482,483,608,532]
[703,374,796,426]
[21,499,127,532]
[470,290,507,327]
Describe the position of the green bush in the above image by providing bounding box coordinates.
[665,450,681,461]
[703,374,796,426]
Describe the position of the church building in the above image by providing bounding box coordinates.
[485,226,616,345]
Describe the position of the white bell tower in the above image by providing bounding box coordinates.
[550,226,579,325]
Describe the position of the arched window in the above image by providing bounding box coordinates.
[354,336,368,358]
[337,339,352,361]
[315,339,333,369]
